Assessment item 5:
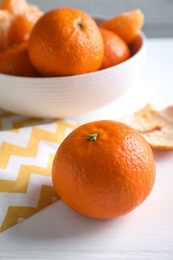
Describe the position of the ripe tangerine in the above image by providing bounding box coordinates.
[0,0,43,50]
[52,120,156,219]
[28,7,104,76]
[101,9,144,44]
[0,41,40,77]
[99,27,130,70]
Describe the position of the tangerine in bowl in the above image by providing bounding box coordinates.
[0,8,147,118]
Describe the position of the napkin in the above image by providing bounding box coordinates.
[0,109,76,232]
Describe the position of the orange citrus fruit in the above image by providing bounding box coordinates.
[128,34,143,56]
[0,0,43,50]
[0,0,27,15]
[99,27,130,70]
[8,5,43,44]
[101,9,144,44]
[0,10,12,50]
[0,41,40,77]
[28,7,104,76]
[52,120,156,219]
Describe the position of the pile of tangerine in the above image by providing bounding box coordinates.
[0,0,144,77]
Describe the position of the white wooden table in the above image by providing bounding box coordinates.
[0,38,173,260]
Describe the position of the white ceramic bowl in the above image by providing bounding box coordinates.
[0,24,147,118]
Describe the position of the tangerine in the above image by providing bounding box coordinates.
[0,0,27,15]
[0,41,40,77]
[0,10,12,50]
[101,9,144,44]
[28,7,104,76]
[52,120,156,219]
[0,0,43,50]
[99,27,130,70]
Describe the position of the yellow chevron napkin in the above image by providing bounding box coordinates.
[0,109,77,232]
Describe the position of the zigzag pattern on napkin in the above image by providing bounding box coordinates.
[0,121,75,169]
[0,110,76,232]
[0,109,50,131]
[0,185,58,232]
[0,153,57,232]
[0,153,54,192]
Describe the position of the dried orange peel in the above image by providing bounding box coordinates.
[120,104,173,150]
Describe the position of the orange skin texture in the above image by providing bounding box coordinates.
[52,120,156,219]
[0,0,43,50]
[99,27,130,70]
[101,9,144,44]
[0,0,28,15]
[7,15,31,46]
[129,34,143,56]
[28,8,104,77]
[0,10,12,50]
[0,41,40,77]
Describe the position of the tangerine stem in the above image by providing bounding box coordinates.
[87,133,98,141]
[12,43,18,49]
[74,19,84,31]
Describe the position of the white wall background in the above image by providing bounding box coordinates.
[27,0,173,37]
